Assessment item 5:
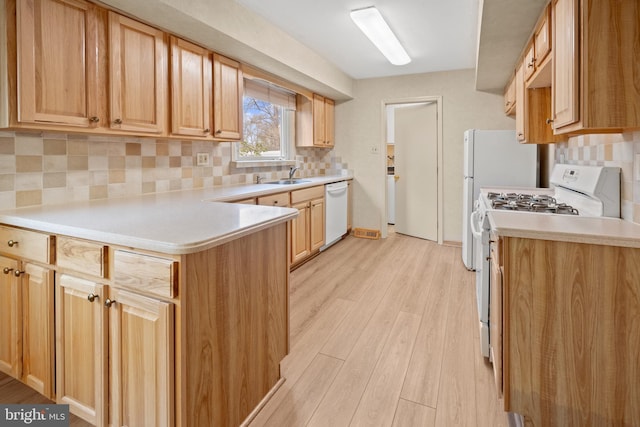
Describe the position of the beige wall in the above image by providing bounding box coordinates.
[334,68,515,243]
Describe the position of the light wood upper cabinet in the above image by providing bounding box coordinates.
[552,0,640,133]
[551,0,579,129]
[504,75,516,115]
[515,60,565,145]
[296,93,336,148]
[523,43,536,82]
[108,11,167,134]
[534,7,551,65]
[56,275,107,426]
[213,54,243,141]
[15,0,101,128]
[170,36,212,138]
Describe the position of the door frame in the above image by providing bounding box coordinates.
[381,96,443,244]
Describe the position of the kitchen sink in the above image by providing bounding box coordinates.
[265,179,311,185]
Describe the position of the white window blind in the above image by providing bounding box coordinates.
[244,78,297,110]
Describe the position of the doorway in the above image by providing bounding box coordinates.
[383,97,443,244]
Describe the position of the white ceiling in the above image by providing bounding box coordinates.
[235,0,480,80]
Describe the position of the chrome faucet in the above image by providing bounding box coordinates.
[289,167,299,179]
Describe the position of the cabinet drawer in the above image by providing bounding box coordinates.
[57,236,107,278]
[0,225,53,264]
[232,197,256,204]
[291,185,324,204]
[258,192,290,207]
[113,250,178,298]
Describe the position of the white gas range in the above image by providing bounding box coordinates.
[470,164,621,358]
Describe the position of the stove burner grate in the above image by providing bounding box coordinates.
[489,192,579,215]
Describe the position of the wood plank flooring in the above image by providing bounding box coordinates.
[250,231,508,427]
[0,230,507,427]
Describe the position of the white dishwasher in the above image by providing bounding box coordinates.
[321,181,348,251]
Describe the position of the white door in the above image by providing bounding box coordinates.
[394,102,438,241]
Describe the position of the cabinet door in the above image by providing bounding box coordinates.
[56,275,107,426]
[312,94,326,146]
[534,7,551,64]
[515,63,526,142]
[108,288,174,427]
[489,254,503,398]
[213,54,243,140]
[310,197,325,251]
[504,76,516,115]
[552,0,579,129]
[324,98,335,147]
[16,0,99,127]
[0,256,21,379]
[21,263,54,398]
[523,43,536,82]
[170,36,212,138]
[109,12,167,134]
[291,201,310,264]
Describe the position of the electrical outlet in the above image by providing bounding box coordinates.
[370,146,379,155]
[196,152,210,166]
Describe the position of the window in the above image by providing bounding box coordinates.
[235,78,296,162]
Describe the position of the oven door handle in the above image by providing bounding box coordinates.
[470,210,484,239]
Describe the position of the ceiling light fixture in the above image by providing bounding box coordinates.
[350,6,411,66]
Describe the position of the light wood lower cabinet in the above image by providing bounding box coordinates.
[0,256,54,399]
[108,287,173,427]
[291,201,311,263]
[0,256,21,379]
[56,275,107,426]
[496,236,640,425]
[290,186,325,266]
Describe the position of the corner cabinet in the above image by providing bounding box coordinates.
[213,54,243,141]
[8,0,102,129]
[296,94,335,148]
[108,12,168,134]
[552,0,640,133]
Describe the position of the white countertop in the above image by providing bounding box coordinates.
[0,174,352,255]
[488,210,640,249]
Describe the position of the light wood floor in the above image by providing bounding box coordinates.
[249,231,508,427]
[0,231,508,427]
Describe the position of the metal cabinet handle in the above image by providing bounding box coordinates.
[7,240,18,247]
[215,129,222,135]
[104,298,116,308]
[89,116,100,123]
[204,128,210,133]
[273,201,279,205]
[87,293,98,303]
[546,118,554,124]
[14,270,24,277]
[2,267,13,274]
[113,119,122,125]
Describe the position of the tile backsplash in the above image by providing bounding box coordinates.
[554,131,640,223]
[0,131,348,209]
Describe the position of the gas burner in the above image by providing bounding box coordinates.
[489,192,579,215]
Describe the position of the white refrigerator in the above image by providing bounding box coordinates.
[462,129,537,269]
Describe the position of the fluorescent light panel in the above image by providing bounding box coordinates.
[350,6,411,66]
